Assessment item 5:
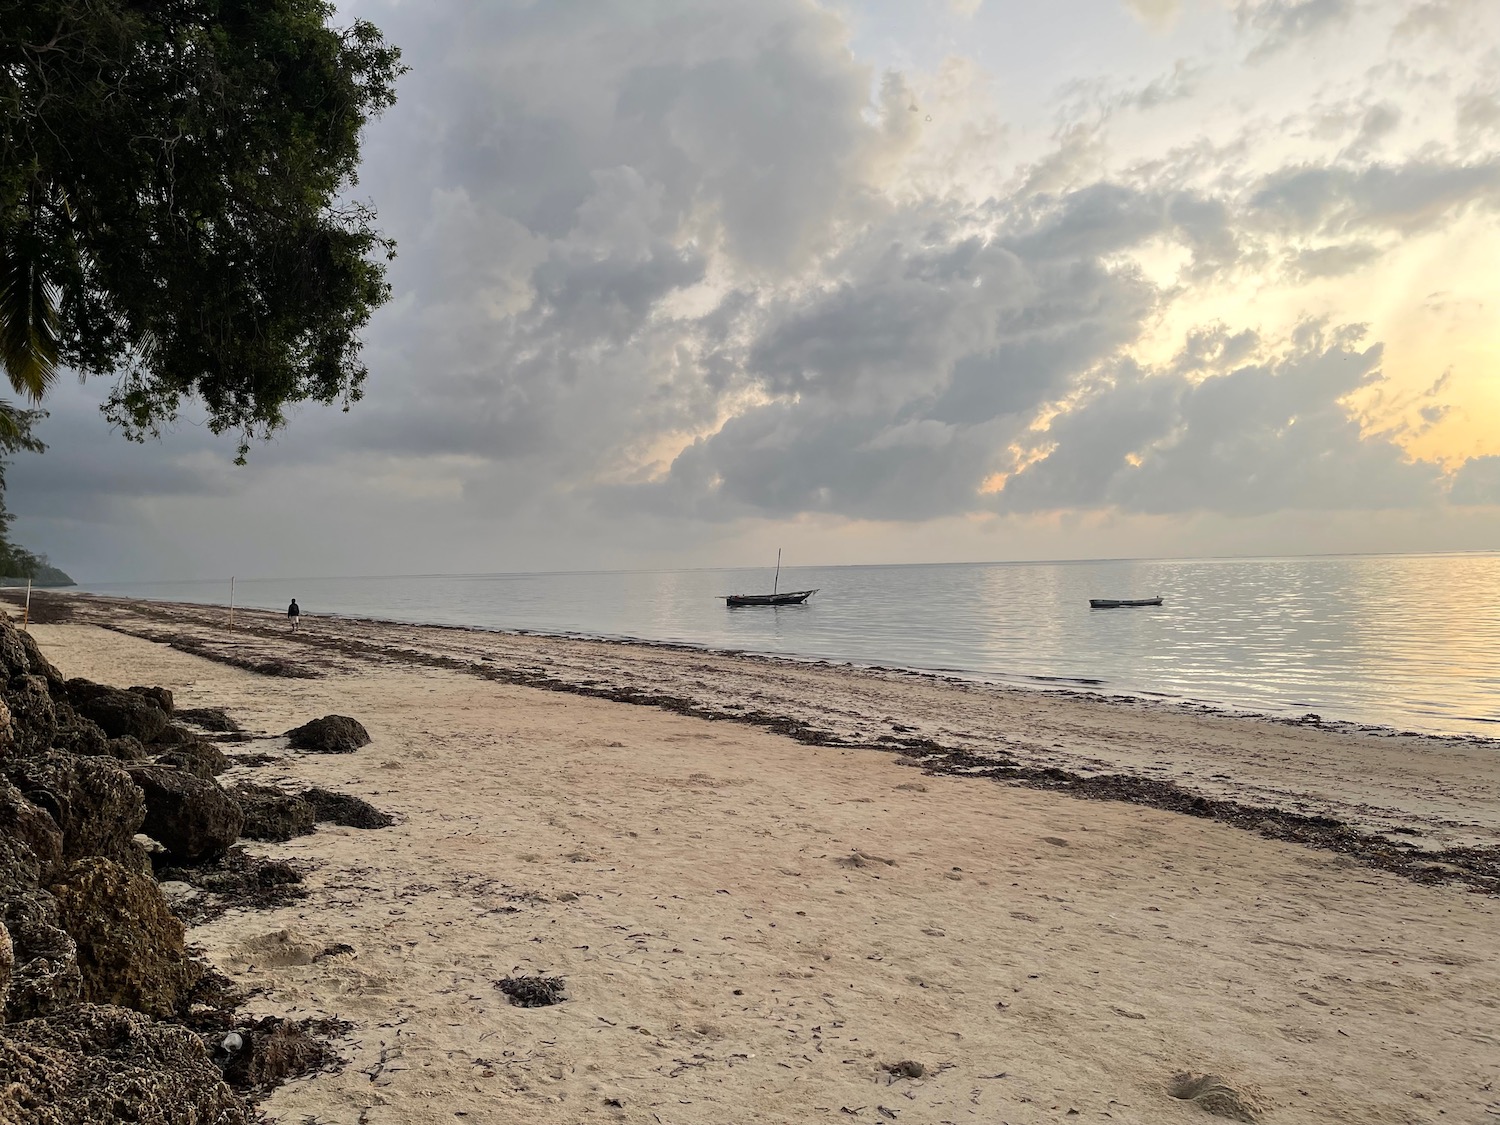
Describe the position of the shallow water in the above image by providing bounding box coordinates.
[73,552,1500,736]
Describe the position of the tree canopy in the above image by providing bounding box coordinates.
[0,400,46,577]
[0,0,403,453]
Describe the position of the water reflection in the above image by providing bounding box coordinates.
[80,552,1500,736]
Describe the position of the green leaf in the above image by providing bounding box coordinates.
[0,233,59,402]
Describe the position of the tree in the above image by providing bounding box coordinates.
[0,399,44,577]
[0,0,403,457]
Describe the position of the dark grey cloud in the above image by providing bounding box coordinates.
[996,326,1443,516]
[617,185,1167,521]
[7,385,240,523]
[1249,158,1500,236]
[1449,457,1500,505]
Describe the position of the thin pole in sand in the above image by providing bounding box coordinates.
[228,576,235,629]
[22,578,30,630]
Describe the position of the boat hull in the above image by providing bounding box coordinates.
[724,589,818,607]
[1089,597,1163,609]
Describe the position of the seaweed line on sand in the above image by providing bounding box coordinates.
[47,593,1500,896]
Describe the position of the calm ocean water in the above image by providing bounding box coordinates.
[76,553,1500,737]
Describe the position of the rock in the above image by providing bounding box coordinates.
[149,723,193,748]
[285,715,370,754]
[2,888,81,1022]
[49,857,198,1018]
[0,621,30,682]
[0,698,13,757]
[126,766,243,864]
[154,739,227,779]
[0,922,11,1017]
[4,675,57,756]
[0,778,64,885]
[129,685,174,714]
[0,1003,247,1125]
[48,703,109,758]
[105,736,150,762]
[65,679,169,743]
[304,787,394,829]
[231,784,315,842]
[1,753,147,872]
[175,708,241,734]
[16,628,64,694]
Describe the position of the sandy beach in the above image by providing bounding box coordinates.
[22,596,1500,1124]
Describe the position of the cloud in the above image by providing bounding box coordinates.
[616,184,1167,522]
[7,386,241,523]
[10,0,1500,578]
[995,325,1443,516]
[1249,158,1500,235]
[1284,240,1383,279]
[1449,456,1500,504]
[1457,91,1500,139]
[1394,0,1489,43]
[1237,0,1356,61]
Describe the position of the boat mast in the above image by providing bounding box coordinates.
[774,548,781,595]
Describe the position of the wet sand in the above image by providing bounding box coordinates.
[24,596,1500,1124]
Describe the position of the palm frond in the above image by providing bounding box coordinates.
[0,234,60,402]
[0,399,44,455]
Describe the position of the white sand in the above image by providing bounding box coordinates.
[31,620,1500,1125]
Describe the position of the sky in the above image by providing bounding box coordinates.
[11,0,1500,581]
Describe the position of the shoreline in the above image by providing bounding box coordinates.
[15,589,1500,748]
[17,591,1500,890]
[22,615,1500,1124]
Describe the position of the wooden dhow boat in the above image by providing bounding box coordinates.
[724,550,817,607]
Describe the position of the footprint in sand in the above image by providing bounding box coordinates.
[1167,1072,1259,1122]
[836,851,897,869]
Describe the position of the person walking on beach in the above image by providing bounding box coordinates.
[287,598,301,633]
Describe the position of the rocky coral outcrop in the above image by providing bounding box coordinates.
[0,1004,246,1125]
[4,676,56,757]
[175,708,241,734]
[285,714,370,753]
[105,736,151,762]
[0,779,63,885]
[126,766,243,864]
[0,922,11,1016]
[231,784,316,842]
[2,886,81,1022]
[129,686,174,714]
[14,629,64,694]
[154,739,227,779]
[49,857,198,1018]
[47,703,109,759]
[65,679,170,744]
[0,817,81,1024]
[0,612,340,1115]
[1,754,146,873]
